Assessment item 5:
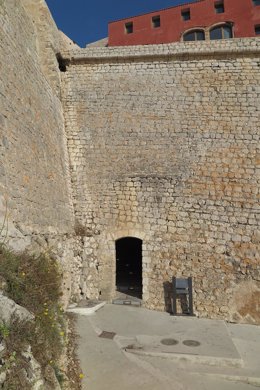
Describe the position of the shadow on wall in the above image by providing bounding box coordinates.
[163,281,173,313]
[163,281,191,315]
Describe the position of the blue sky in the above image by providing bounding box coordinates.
[45,0,197,47]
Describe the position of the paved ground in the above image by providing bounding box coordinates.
[76,304,260,390]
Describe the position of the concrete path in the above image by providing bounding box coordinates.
[76,304,260,390]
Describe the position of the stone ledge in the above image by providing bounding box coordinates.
[61,38,260,63]
[66,301,106,316]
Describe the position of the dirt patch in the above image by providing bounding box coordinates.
[230,282,260,324]
[238,290,260,323]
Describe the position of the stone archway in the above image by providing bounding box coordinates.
[115,237,142,299]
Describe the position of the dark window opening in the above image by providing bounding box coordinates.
[116,237,142,299]
[255,25,260,35]
[253,0,260,6]
[56,53,67,72]
[152,15,161,28]
[210,24,233,40]
[182,9,191,21]
[125,22,133,34]
[183,30,205,41]
[215,1,225,13]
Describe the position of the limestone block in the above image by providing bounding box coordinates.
[0,294,34,324]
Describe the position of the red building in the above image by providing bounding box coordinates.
[108,0,260,46]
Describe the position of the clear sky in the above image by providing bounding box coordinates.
[45,0,198,47]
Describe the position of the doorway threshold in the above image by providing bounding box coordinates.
[113,291,142,307]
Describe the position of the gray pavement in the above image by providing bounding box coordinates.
[76,304,260,390]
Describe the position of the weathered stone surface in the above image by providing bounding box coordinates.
[0,294,34,324]
[0,0,83,304]
[62,39,260,323]
[229,281,260,324]
[44,365,62,390]
[21,347,45,390]
[0,0,74,234]
[0,371,6,386]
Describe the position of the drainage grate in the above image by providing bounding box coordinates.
[99,331,116,340]
[182,339,201,347]
[161,338,179,346]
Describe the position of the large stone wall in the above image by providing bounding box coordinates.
[62,39,260,323]
[0,0,83,303]
[1,0,259,323]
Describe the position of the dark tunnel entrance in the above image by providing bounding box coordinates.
[116,237,142,299]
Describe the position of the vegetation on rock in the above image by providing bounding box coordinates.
[0,245,68,389]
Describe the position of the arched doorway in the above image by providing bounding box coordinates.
[116,237,142,299]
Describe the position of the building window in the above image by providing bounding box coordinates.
[183,30,205,41]
[125,22,133,34]
[182,9,191,21]
[255,25,260,35]
[253,0,260,5]
[210,24,233,39]
[152,15,161,28]
[215,1,225,13]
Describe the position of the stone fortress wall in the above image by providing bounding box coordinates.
[62,40,260,323]
[0,0,85,304]
[0,0,259,323]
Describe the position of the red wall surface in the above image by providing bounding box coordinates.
[108,0,260,46]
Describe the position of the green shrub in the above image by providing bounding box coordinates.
[53,364,65,386]
[0,322,10,340]
[0,245,62,312]
[0,245,67,388]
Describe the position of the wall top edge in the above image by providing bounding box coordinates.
[61,38,260,62]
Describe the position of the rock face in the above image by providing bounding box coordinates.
[0,0,259,324]
[0,293,34,324]
[0,294,63,390]
[19,347,45,390]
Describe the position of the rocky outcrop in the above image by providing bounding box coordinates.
[0,293,34,324]
[0,293,63,390]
